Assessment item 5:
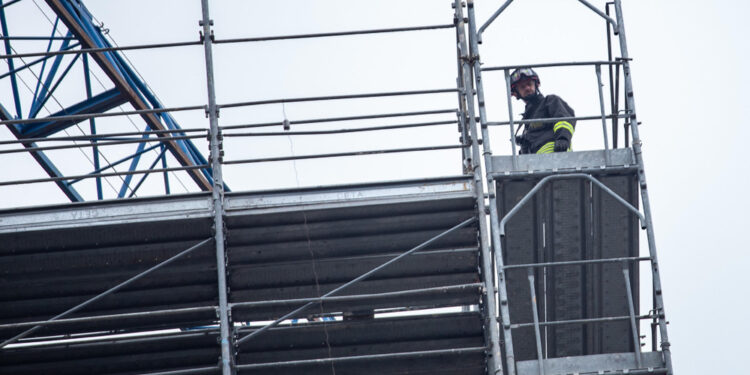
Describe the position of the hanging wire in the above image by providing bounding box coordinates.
[282,102,337,375]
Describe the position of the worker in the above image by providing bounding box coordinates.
[510,68,576,154]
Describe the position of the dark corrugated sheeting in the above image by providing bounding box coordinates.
[236,312,486,375]
[0,330,221,375]
[0,313,485,375]
[0,177,486,374]
[496,172,639,361]
[0,217,218,337]
[227,196,480,320]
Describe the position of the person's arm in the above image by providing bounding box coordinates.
[545,95,575,151]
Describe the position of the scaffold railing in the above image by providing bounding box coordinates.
[0,1,673,375]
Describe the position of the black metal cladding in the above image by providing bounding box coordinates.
[496,171,639,360]
[0,178,487,374]
[226,196,480,321]
[0,331,221,375]
[235,312,486,375]
[0,217,218,336]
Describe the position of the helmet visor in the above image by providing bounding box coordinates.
[510,68,538,86]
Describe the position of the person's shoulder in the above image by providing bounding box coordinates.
[543,94,571,106]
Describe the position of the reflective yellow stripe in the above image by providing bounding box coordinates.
[553,121,575,135]
[536,141,555,154]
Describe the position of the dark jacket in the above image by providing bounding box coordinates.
[517,93,576,154]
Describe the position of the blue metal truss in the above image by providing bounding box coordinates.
[0,0,219,202]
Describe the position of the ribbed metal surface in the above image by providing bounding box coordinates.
[0,177,486,374]
[236,312,486,375]
[227,194,479,321]
[0,216,218,337]
[496,171,639,361]
[0,331,221,375]
[222,177,480,323]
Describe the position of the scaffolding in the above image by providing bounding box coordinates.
[0,1,672,374]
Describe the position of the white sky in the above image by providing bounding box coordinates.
[1,1,748,373]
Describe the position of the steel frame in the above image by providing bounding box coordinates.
[0,3,488,373]
[0,1,674,375]
[467,1,673,374]
[454,1,504,372]
[0,0,214,201]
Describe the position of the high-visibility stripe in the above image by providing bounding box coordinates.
[536,141,555,154]
[553,121,575,135]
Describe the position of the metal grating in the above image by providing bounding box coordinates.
[493,153,640,361]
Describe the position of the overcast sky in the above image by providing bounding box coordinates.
[2,1,748,373]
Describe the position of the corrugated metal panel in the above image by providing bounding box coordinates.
[0,331,220,375]
[236,312,486,375]
[226,178,480,320]
[496,170,639,360]
[0,177,486,374]
[496,179,542,361]
[0,216,217,336]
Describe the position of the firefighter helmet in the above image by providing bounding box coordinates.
[509,67,540,94]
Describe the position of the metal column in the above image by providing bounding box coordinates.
[454,1,503,373]
[199,1,233,374]
[613,1,672,373]
[465,1,521,374]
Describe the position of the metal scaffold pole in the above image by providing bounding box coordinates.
[454,1,503,373]
[464,1,518,374]
[199,0,233,374]
[613,1,673,373]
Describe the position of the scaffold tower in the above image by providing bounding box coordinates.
[0,1,673,374]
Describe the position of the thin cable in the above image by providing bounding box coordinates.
[283,104,302,188]
[300,209,337,375]
[283,103,336,375]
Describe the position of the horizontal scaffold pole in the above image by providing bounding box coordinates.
[234,216,477,347]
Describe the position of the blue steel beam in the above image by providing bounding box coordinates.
[0,104,84,201]
[0,0,21,11]
[68,143,161,185]
[19,88,127,138]
[0,0,22,118]
[28,50,81,119]
[1,0,222,200]
[0,42,80,80]
[43,0,214,191]
[127,144,169,198]
[117,132,147,198]
[29,32,75,118]
[30,20,63,116]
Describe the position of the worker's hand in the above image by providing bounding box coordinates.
[554,138,569,152]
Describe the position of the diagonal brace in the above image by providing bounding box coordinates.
[235,216,477,346]
[477,0,514,43]
[0,237,212,348]
[499,173,644,236]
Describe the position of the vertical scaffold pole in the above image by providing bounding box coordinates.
[465,2,516,374]
[454,1,503,373]
[199,1,233,374]
[613,1,673,373]
[453,10,472,172]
